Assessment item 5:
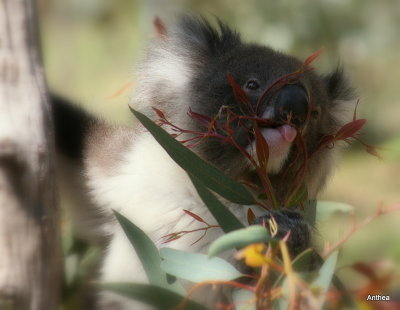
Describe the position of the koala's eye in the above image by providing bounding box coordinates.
[245,79,260,91]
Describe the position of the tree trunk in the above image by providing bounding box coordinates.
[0,1,61,309]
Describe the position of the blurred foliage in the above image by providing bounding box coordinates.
[37,0,400,303]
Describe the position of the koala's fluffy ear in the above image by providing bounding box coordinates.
[322,67,356,127]
[177,16,241,57]
[323,67,354,102]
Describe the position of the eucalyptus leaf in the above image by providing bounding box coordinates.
[273,250,356,308]
[302,199,317,226]
[130,108,256,205]
[232,289,256,310]
[208,225,271,258]
[189,174,245,233]
[65,254,79,286]
[312,251,338,307]
[272,248,314,288]
[113,211,183,294]
[276,277,289,310]
[290,248,314,271]
[77,246,102,280]
[160,248,243,282]
[286,183,308,208]
[310,251,357,308]
[316,201,354,222]
[100,283,207,310]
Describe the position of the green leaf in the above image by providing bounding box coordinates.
[65,254,79,286]
[208,225,271,257]
[291,248,314,271]
[312,252,357,308]
[316,201,354,221]
[77,246,102,280]
[286,183,308,208]
[272,248,314,289]
[301,199,317,226]
[277,277,289,310]
[160,248,243,282]
[62,221,74,255]
[100,283,207,310]
[113,211,183,294]
[312,251,338,307]
[274,250,355,308]
[331,276,357,308]
[188,174,245,233]
[130,108,256,205]
[232,289,256,310]
[274,250,356,308]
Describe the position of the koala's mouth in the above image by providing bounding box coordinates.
[255,119,298,146]
[261,124,297,155]
[247,121,297,173]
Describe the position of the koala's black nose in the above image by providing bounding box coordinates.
[274,84,309,127]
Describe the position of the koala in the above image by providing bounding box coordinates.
[53,16,353,310]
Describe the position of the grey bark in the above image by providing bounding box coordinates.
[0,0,61,309]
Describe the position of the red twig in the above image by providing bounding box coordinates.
[322,203,400,257]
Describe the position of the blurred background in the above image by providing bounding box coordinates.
[37,0,400,301]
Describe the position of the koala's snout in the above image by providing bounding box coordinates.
[274,84,309,127]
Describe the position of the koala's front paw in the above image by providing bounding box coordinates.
[253,209,312,258]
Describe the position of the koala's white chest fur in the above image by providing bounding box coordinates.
[84,129,248,308]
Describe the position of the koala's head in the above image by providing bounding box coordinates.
[133,16,354,200]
